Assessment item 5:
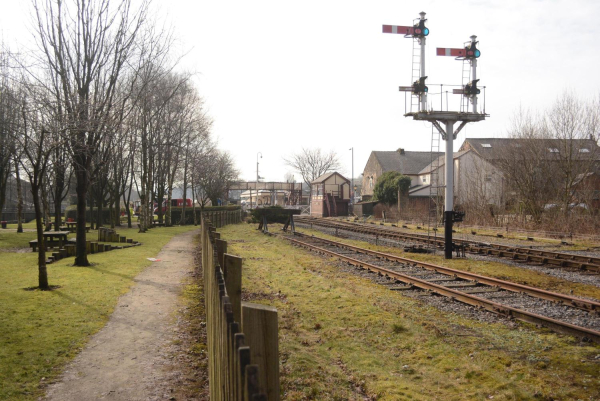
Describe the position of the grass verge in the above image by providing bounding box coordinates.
[219,223,600,400]
[0,225,199,400]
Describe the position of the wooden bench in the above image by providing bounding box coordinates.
[29,239,63,252]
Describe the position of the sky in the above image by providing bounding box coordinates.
[2,0,599,183]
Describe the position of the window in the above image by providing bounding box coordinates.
[548,148,559,153]
[423,176,427,183]
[369,176,373,189]
[580,148,590,153]
[481,144,491,148]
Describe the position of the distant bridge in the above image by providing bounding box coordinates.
[228,181,303,191]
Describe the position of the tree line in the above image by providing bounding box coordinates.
[0,0,238,289]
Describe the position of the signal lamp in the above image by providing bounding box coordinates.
[413,76,428,94]
[414,20,429,37]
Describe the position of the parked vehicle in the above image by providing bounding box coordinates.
[154,198,192,213]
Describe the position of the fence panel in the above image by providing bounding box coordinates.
[201,213,279,400]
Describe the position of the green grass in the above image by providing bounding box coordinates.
[0,225,199,400]
[219,223,600,400]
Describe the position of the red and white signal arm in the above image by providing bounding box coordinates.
[436,48,467,57]
[382,25,414,35]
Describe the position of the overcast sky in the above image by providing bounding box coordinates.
[2,0,599,183]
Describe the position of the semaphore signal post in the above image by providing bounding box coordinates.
[383,11,489,259]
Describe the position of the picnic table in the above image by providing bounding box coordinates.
[31,231,71,252]
[43,231,70,248]
[65,222,90,233]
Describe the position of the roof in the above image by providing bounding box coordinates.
[461,138,600,161]
[372,151,444,175]
[419,150,470,174]
[311,171,350,184]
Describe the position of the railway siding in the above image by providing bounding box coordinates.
[286,232,600,343]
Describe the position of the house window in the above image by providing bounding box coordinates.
[423,176,427,183]
[580,148,590,153]
[548,148,559,153]
[481,144,491,148]
[369,176,373,189]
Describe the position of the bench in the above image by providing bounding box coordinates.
[29,239,63,252]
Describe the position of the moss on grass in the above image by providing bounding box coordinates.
[219,223,600,400]
[0,225,198,400]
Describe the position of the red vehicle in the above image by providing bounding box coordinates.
[154,198,192,213]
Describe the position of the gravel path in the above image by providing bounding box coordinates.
[43,229,199,401]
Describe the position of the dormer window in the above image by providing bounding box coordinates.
[481,144,491,148]
[548,148,559,153]
[580,148,590,153]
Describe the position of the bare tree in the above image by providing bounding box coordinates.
[14,80,61,290]
[196,150,238,207]
[543,92,600,214]
[283,148,341,199]
[32,0,149,266]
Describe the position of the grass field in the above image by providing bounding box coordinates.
[0,224,199,400]
[219,223,600,400]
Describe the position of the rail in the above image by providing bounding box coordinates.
[285,232,600,343]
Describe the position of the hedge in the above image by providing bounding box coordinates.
[165,206,241,225]
[65,205,241,226]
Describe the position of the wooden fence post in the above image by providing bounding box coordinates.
[224,254,242,323]
[242,302,280,400]
[216,239,227,272]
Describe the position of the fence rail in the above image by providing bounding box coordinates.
[201,211,279,400]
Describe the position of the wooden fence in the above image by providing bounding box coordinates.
[203,209,243,228]
[201,212,279,400]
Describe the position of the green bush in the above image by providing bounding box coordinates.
[373,172,411,205]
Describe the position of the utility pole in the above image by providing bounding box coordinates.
[349,147,354,206]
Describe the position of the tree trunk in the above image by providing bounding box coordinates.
[31,183,49,289]
[15,162,23,233]
[53,164,65,232]
[42,184,51,230]
[191,181,197,226]
[75,165,90,266]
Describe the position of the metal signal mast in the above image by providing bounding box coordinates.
[383,12,489,259]
[383,11,429,112]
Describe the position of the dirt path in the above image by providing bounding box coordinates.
[44,229,200,401]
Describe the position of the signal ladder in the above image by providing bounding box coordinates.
[410,36,422,113]
[460,59,471,113]
[428,126,443,238]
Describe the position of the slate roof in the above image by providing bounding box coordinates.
[311,171,350,184]
[419,150,470,174]
[372,151,444,175]
[461,138,600,161]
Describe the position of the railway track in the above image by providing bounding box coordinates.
[295,216,600,273]
[283,231,600,343]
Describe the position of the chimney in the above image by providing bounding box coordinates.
[397,148,405,155]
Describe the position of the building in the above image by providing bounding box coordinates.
[361,148,443,199]
[310,172,351,217]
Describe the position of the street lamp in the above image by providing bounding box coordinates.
[349,147,354,206]
[257,152,262,183]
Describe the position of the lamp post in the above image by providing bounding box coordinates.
[255,152,262,209]
[349,147,354,206]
